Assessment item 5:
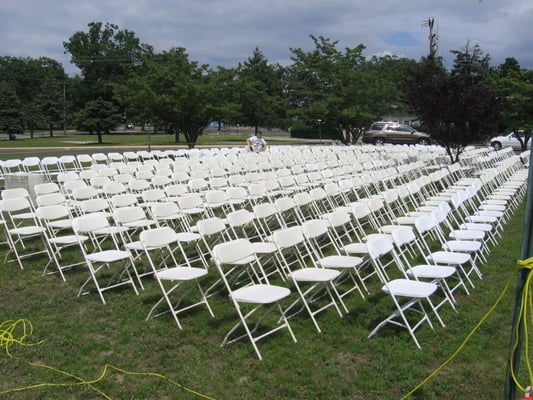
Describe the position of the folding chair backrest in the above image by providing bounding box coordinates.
[213,238,255,264]
[36,204,70,221]
[272,226,305,249]
[36,193,67,207]
[140,226,177,249]
[114,206,148,225]
[72,212,109,233]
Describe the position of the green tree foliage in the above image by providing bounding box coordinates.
[404,45,501,163]
[494,57,533,150]
[0,82,25,139]
[74,98,121,144]
[236,48,286,133]
[0,56,66,136]
[124,47,213,147]
[64,22,153,137]
[288,35,401,143]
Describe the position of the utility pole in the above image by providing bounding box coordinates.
[422,17,438,60]
[63,81,66,135]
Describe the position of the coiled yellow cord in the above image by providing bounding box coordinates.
[0,319,216,399]
[400,270,516,399]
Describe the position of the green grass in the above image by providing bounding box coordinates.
[0,199,530,399]
[0,131,311,160]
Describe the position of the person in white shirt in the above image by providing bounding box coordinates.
[247,131,267,152]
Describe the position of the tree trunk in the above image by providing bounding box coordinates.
[97,131,103,144]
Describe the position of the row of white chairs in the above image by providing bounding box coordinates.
[2,145,523,358]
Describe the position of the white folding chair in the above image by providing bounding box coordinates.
[414,214,482,288]
[72,212,140,304]
[0,197,51,270]
[301,219,366,302]
[212,238,297,360]
[140,226,214,329]
[391,225,469,306]
[271,226,345,332]
[366,235,443,349]
[36,204,88,281]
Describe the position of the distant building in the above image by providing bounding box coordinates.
[380,114,419,126]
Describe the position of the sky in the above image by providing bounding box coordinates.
[1,0,532,76]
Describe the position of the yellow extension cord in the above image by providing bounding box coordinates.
[2,259,533,399]
[400,258,533,399]
[0,319,216,399]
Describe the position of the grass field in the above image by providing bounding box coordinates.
[0,192,530,399]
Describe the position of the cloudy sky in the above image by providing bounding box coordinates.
[1,0,532,76]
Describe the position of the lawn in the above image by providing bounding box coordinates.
[0,195,530,399]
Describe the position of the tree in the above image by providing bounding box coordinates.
[404,49,502,163]
[126,47,213,147]
[64,22,153,136]
[288,35,386,143]
[236,48,286,133]
[495,58,533,151]
[0,82,25,139]
[73,98,121,144]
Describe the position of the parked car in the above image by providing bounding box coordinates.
[362,122,431,145]
[488,130,531,151]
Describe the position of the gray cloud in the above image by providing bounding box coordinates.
[1,0,531,75]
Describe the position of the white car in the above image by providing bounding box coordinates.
[488,131,531,151]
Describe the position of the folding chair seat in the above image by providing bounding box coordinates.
[391,225,469,305]
[72,212,140,304]
[414,215,482,288]
[36,204,88,281]
[0,197,52,270]
[102,182,127,199]
[366,235,443,349]
[271,226,345,332]
[113,173,134,185]
[164,183,189,203]
[227,174,247,187]
[301,219,366,302]
[128,178,151,197]
[211,238,297,360]
[151,174,173,189]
